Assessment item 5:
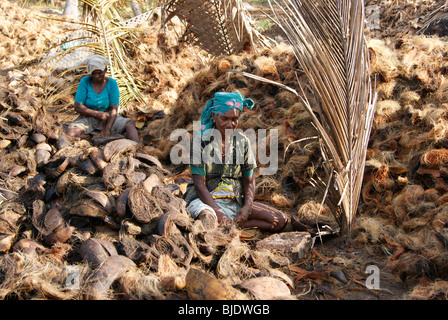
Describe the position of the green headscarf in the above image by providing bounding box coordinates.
[200,92,254,135]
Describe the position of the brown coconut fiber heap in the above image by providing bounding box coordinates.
[1,0,448,300]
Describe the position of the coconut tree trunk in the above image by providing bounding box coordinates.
[63,0,79,18]
[130,1,142,16]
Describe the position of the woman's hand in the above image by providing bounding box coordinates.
[97,111,110,123]
[216,209,233,225]
[234,204,252,225]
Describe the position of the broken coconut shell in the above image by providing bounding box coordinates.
[84,190,113,214]
[35,149,50,167]
[89,148,108,172]
[239,276,291,300]
[9,165,27,177]
[83,255,136,300]
[43,225,74,246]
[185,268,247,300]
[80,238,118,268]
[116,188,131,219]
[44,157,69,180]
[34,142,52,152]
[30,133,46,144]
[70,199,108,219]
[0,234,15,253]
[103,139,138,162]
[43,208,64,232]
[156,210,179,237]
[255,231,312,260]
[55,135,70,150]
[79,158,97,175]
[55,170,70,195]
[13,238,48,257]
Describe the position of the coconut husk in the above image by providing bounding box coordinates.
[119,268,164,300]
[238,276,292,300]
[102,156,135,191]
[185,268,248,300]
[157,254,187,291]
[127,182,155,224]
[116,236,159,267]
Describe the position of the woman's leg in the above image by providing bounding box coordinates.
[67,127,89,139]
[238,202,288,232]
[125,120,139,142]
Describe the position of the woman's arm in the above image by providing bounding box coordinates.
[74,102,109,122]
[99,104,118,136]
[234,175,255,224]
[192,174,231,224]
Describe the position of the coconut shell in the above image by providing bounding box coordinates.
[43,225,74,246]
[0,139,11,149]
[239,277,291,300]
[0,234,15,253]
[135,153,166,171]
[84,190,113,213]
[185,268,247,300]
[102,160,129,190]
[80,238,118,268]
[70,199,108,219]
[31,199,47,235]
[30,133,46,144]
[43,208,64,232]
[157,210,176,237]
[55,135,70,150]
[55,170,70,195]
[13,238,48,257]
[79,158,97,175]
[9,165,27,177]
[35,149,50,167]
[143,173,161,194]
[103,139,138,162]
[89,148,108,171]
[45,157,69,180]
[34,142,52,152]
[84,255,136,300]
[116,188,131,219]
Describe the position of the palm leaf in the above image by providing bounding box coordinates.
[162,0,274,56]
[268,0,377,234]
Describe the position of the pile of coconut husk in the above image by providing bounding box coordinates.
[3,0,448,300]
[0,0,342,301]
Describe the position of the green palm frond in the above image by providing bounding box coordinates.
[268,0,377,235]
[40,0,146,111]
[162,0,274,56]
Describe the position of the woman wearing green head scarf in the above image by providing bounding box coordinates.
[183,91,288,232]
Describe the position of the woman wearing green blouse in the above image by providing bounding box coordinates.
[183,92,288,232]
[67,55,138,142]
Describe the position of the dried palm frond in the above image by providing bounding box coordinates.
[267,0,377,234]
[162,0,274,56]
[40,0,147,111]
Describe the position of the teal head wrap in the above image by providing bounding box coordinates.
[200,92,254,135]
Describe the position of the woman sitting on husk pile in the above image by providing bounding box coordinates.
[67,55,139,142]
[183,91,288,232]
